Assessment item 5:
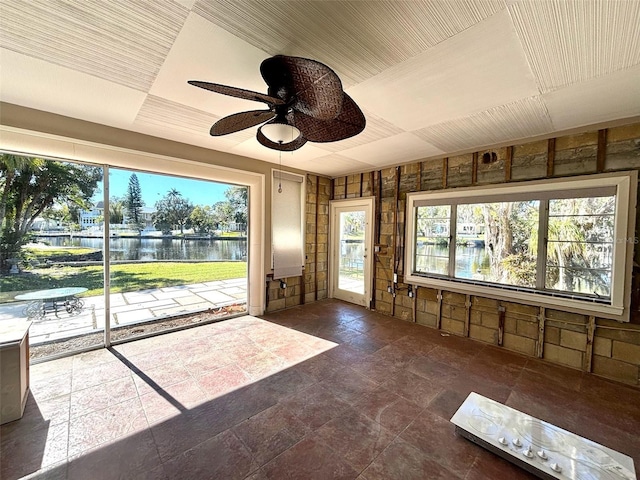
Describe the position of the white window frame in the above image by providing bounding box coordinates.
[404,172,637,322]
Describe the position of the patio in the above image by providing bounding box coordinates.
[0,278,247,345]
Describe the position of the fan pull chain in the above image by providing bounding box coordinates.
[278,143,283,193]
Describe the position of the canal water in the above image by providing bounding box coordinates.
[37,236,247,262]
[342,241,489,279]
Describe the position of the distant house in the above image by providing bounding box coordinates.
[228,222,246,232]
[139,206,155,229]
[78,203,156,231]
[79,202,104,229]
[30,217,64,231]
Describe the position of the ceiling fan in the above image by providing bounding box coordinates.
[188,55,366,151]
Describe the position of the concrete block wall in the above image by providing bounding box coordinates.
[327,121,640,386]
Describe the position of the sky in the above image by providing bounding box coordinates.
[94,168,234,207]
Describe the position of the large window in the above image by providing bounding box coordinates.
[1,150,255,361]
[405,172,637,321]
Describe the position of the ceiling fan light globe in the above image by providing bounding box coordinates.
[259,122,301,143]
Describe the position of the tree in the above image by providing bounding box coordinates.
[224,186,248,228]
[544,197,614,295]
[211,200,234,232]
[152,189,194,234]
[189,206,216,234]
[125,173,144,231]
[109,196,125,225]
[482,202,514,283]
[0,154,102,272]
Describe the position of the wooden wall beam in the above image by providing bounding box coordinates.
[498,305,506,346]
[375,171,382,244]
[472,152,478,185]
[436,290,443,329]
[537,307,546,358]
[597,129,608,173]
[314,176,320,301]
[370,171,374,198]
[547,138,556,177]
[412,286,419,323]
[371,170,381,310]
[417,161,422,191]
[359,172,364,197]
[344,175,348,199]
[442,158,448,189]
[464,294,471,337]
[391,166,401,317]
[505,145,513,182]
[585,315,596,372]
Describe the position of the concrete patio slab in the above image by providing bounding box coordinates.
[174,294,208,306]
[122,292,157,303]
[152,290,195,300]
[195,290,237,304]
[0,277,247,346]
[113,309,155,325]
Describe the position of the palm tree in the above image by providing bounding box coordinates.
[546,216,586,292]
[109,201,125,225]
[482,202,514,283]
[0,154,43,233]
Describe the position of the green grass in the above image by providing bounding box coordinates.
[218,231,245,237]
[24,247,98,258]
[0,261,247,300]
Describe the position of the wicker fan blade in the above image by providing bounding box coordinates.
[188,81,285,106]
[260,55,343,120]
[211,110,275,136]
[294,94,366,143]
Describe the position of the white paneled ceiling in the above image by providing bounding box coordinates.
[1,0,639,176]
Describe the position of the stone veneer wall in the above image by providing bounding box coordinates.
[268,122,640,386]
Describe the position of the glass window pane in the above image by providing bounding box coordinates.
[414,206,451,275]
[455,201,538,288]
[1,155,105,360]
[545,196,615,297]
[338,211,365,294]
[108,168,248,343]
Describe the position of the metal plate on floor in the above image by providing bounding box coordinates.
[450,392,636,480]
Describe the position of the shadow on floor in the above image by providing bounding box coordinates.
[3,299,639,479]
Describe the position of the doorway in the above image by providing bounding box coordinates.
[329,198,374,307]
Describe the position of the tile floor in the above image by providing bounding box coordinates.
[2,299,639,479]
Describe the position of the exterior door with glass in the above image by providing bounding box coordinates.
[329,198,374,307]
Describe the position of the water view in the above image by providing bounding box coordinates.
[343,241,490,279]
[36,236,247,262]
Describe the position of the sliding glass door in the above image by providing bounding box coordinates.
[106,167,248,344]
[1,153,249,361]
[0,155,105,359]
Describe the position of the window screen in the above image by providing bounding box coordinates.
[272,170,304,279]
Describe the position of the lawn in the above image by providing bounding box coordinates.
[23,246,98,259]
[0,261,247,300]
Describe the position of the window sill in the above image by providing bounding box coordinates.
[405,272,627,322]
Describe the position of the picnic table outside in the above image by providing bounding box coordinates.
[15,287,88,319]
